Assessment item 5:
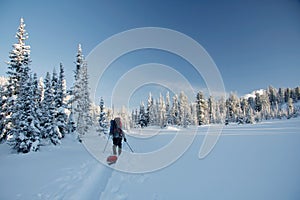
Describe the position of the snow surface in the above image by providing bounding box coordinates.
[1,118,300,200]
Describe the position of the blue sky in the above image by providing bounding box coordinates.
[0,0,300,107]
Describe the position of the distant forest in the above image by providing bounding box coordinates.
[129,86,300,128]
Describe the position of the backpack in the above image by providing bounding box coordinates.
[110,117,123,138]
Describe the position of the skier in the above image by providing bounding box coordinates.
[109,117,127,155]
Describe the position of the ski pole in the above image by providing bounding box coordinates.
[125,141,134,153]
[103,134,110,153]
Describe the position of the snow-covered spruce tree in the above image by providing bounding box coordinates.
[165,91,172,125]
[254,92,263,121]
[171,94,179,125]
[284,88,291,103]
[146,92,154,125]
[158,93,166,128]
[216,97,226,124]
[7,18,31,96]
[2,18,31,142]
[30,73,43,132]
[179,91,190,127]
[208,96,216,124]
[267,86,278,118]
[225,93,240,123]
[287,98,294,119]
[98,97,108,133]
[295,87,300,102]
[261,91,271,120]
[9,73,40,153]
[196,91,207,125]
[40,72,61,145]
[54,64,68,138]
[73,60,92,136]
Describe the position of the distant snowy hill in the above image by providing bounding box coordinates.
[1,118,300,200]
[243,88,265,99]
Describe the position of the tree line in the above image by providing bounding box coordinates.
[130,86,300,128]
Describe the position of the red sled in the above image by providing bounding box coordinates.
[107,155,118,165]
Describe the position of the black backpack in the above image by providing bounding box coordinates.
[110,118,123,138]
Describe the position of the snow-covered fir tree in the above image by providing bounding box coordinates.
[72,46,92,136]
[165,91,172,125]
[139,101,147,127]
[225,93,240,123]
[261,91,271,120]
[207,96,216,124]
[1,18,31,142]
[98,97,108,133]
[53,64,68,137]
[40,72,61,145]
[5,18,42,153]
[6,17,31,96]
[287,98,294,118]
[146,92,154,125]
[75,44,84,81]
[9,73,40,153]
[196,91,207,125]
[171,94,179,125]
[158,93,166,128]
[179,91,190,127]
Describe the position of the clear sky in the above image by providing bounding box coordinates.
[0,0,300,107]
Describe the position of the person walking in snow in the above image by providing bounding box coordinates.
[109,117,127,155]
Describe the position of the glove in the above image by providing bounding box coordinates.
[124,137,127,142]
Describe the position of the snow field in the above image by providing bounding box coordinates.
[0,118,300,200]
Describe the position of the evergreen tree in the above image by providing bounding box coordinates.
[208,96,216,124]
[75,44,84,81]
[254,93,262,112]
[226,93,240,123]
[74,60,92,136]
[179,91,190,127]
[9,74,40,153]
[165,91,172,125]
[54,64,68,137]
[146,92,154,125]
[217,97,226,124]
[7,18,31,96]
[158,93,166,128]
[171,94,179,125]
[40,72,61,145]
[139,101,147,127]
[295,87,300,101]
[278,88,285,105]
[98,97,108,133]
[284,88,291,103]
[261,91,271,120]
[196,91,207,125]
[71,45,92,136]
[268,85,278,108]
[287,98,294,119]
[31,73,42,133]
[2,18,31,142]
